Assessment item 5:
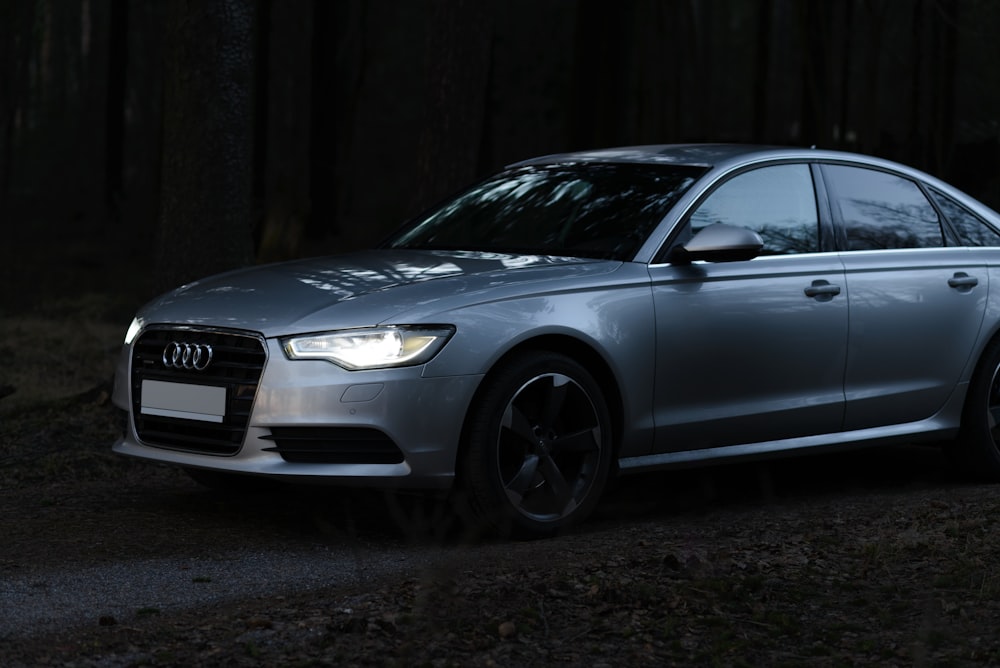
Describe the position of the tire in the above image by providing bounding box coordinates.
[184,467,279,494]
[459,351,614,539]
[956,339,1000,480]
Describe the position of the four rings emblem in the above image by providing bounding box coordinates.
[162,342,214,371]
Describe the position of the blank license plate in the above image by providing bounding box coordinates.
[141,380,226,423]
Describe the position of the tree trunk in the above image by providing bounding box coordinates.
[903,0,925,165]
[153,0,256,295]
[931,0,959,175]
[570,0,636,148]
[306,0,365,246]
[836,0,854,149]
[858,0,887,154]
[0,1,36,213]
[105,0,128,224]
[256,0,313,263]
[752,0,773,143]
[797,1,832,147]
[409,0,494,215]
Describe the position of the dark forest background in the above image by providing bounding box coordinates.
[3,0,1000,303]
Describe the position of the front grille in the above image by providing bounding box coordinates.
[261,427,404,464]
[131,327,266,455]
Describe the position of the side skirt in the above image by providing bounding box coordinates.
[618,419,959,474]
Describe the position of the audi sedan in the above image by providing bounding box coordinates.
[112,144,1000,537]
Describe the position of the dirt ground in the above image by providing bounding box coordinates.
[5,379,1000,665]
[5,237,1000,665]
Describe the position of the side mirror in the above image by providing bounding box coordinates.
[671,223,764,263]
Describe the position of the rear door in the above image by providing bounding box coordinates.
[822,163,989,429]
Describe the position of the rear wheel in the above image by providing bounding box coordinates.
[460,351,614,538]
[956,340,1000,479]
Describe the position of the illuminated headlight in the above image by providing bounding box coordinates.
[282,326,455,370]
[124,317,143,345]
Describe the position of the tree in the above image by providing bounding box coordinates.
[752,0,773,143]
[409,0,494,215]
[858,0,888,155]
[0,0,35,212]
[153,0,256,294]
[256,0,313,263]
[797,0,834,147]
[929,0,960,175]
[570,0,636,148]
[105,0,128,224]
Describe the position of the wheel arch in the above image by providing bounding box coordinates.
[454,333,625,475]
[955,319,1000,400]
[963,325,1000,407]
[952,322,1000,477]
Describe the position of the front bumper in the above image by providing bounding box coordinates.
[112,336,482,489]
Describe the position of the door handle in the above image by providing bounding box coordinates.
[948,273,978,290]
[804,280,841,301]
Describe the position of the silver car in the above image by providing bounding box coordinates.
[112,144,1000,537]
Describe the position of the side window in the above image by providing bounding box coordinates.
[689,164,819,255]
[824,164,943,250]
[927,188,1000,247]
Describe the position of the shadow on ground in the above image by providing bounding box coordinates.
[594,443,953,521]
[150,443,956,546]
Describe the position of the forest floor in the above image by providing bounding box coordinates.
[4,239,1000,665]
[5,389,1000,666]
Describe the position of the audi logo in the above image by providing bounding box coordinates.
[162,342,214,371]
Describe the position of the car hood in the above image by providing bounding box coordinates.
[136,250,620,337]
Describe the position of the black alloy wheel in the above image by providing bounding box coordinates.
[461,351,613,538]
[957,339,1000,479]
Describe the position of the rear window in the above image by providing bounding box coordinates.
[823,164,944,250]
[928,188,1000,247]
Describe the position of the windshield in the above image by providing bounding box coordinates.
[386,162,707,260]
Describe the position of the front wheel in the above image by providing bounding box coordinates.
[459,351,614,539]
[956,340,1000,479]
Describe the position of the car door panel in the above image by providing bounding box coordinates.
[819,162,991,429]
[840,249,988,429]
[650,255,848,451]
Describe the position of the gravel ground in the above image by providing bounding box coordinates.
[6,303,1000,664]
[1,389,996,663]
[8,462,1000,666]
[0,544,438,639]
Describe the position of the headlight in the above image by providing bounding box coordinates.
[124,317,143,345]
[282,326,455,370]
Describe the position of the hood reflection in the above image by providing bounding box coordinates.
[141,249,599,336]
[291,251,583,301]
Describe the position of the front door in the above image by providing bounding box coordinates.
[649,163,848,452]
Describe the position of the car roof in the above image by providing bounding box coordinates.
[508,143,910,174]
[508,143,972,195]
[508,143,777,168]
[506,143,1000,261]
